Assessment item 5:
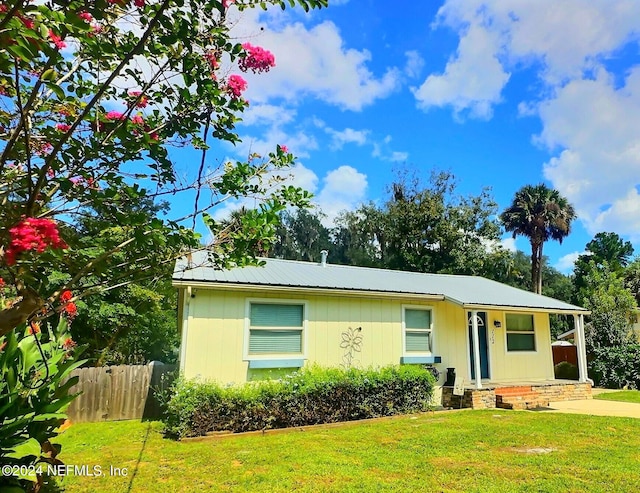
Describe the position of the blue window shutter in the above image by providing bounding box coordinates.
[250,304,303,327]
[249,329,302,354]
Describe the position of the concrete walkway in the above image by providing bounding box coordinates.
[543,398,640,419]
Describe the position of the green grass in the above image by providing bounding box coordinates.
[594,390,640,404]
[45,411,640,493]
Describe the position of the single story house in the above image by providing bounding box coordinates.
[173,251,592,409]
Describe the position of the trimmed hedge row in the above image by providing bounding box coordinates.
[163,365,435,438]
[588,344,640,389]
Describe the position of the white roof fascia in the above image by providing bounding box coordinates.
[461,303,589,315]
[172,280,446,302]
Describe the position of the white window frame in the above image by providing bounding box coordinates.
[402,305,434,356]
[504,312,537,353]
[244,298,308,362]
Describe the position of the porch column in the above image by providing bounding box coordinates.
[573,313,587,383]
[471,310,483,389]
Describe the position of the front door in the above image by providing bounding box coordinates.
[468,311,490,380]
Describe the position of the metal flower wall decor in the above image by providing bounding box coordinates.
[340,326,363,369]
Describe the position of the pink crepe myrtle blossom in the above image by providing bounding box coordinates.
[204,51,219,70]
[134,0,145,6]
[239,43,275,74]
[226,74,247,98]
[78,11,92,23]
[48,30,66,50]
[105,110,125,120]
[34,141,53,157]
[88,23,103,36]
[279,145,288,154]
[222,0,235,8]
[131,114,144,125]
[127,90,148,108]
[55,123,71,132]
[19,15,35,29]
[5,217,67,265]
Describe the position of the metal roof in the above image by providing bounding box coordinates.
[173,251,587,313]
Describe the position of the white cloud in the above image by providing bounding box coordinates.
[555,251,584,273]
[372,135,408,162]
[235,126,318,158]
[404,50,425,79]
[210,164,367,229]
[240,104,296,127]
[418,0,640,117]
[414,24,510,119]
[540,68,640,237]
[229,11,401,111]
[314,165,368,226]
[501,237,518,253]
[419,1,640,237]
[324,127,369,150]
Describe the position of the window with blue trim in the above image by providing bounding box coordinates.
[404,308,432,353]
[249,303,304,355]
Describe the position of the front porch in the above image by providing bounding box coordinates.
[441,380,593,410]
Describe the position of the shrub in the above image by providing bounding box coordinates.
[588,344,640,389]
[163,365,435,438]
[0,318,86,492]
[554,361,579,380]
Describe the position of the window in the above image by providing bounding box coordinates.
[506,313,535,351]
[404,308,432,354]
[248,302,304,355]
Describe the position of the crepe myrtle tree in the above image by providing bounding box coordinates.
[0,0,327,338]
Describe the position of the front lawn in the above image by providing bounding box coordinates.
[46,411,640,492]
[594,390,640,404]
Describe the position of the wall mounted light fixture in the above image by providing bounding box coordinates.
[493,320,502,328]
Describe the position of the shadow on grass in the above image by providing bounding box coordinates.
[126,421,153,493]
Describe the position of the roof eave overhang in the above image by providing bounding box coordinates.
[459,302,590,315]
[172,279,446,301]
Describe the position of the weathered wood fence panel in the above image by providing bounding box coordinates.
[65,363,176,423]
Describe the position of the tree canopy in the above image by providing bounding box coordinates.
[500,183,576,294]
[0,0,325,338]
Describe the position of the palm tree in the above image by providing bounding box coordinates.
[500,184,576,294]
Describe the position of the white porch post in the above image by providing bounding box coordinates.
[573,313,587,383]
[471,310,482,389]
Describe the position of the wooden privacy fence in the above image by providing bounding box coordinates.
[65,363,176,423]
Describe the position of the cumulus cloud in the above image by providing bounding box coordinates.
[500,237,518,253]
[229,10,401,111]
[404,50,425,79]
[414,24,510,119]
[324,127,369,150]
[418,0,640,237]
[210,164,367,229]
[372,135,408,162]
[555,251,584,273]
[417,0,640,117]
[540,68,640,238]
[314,165,368,225]
[235,126,318,159]
[240,104,297,127]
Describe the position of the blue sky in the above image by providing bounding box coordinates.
[183,0,640,272]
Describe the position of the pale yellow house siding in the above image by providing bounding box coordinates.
[179,287,555,385]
